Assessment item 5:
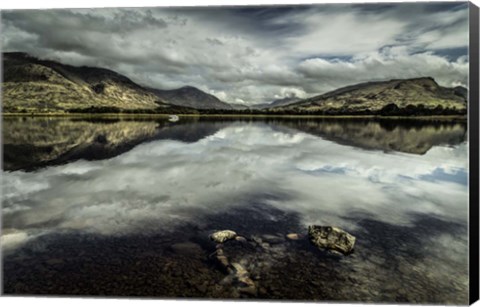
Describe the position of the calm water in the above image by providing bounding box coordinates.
[2,116,469,303]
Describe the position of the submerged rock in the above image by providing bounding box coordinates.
[261,234,285,244]
[235,236,247,243]
[231,262,257,295]
[216,255,230,269]
[232,262,248,277]
[286,233,300,240]
[210,230,237,243]
[308,225,356,255]
[213,248,230,270]
[251,235,263,244]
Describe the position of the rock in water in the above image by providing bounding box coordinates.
[231,263,257,295]
[235,236,247,243]
[286,233,300,240]
[210,230,237,243]
[216,255,230,269]
[261,234,285,244]
[308,225,356,255]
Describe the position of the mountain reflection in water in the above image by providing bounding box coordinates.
[2,116,469,303]
[3,116,467,171]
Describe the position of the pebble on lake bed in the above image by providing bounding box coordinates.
[216,254,230,269]
[286,233,300,240]
[235,236,247,242]
[261,234,285,244]
[308,225,356,255]
[210,230,237,243]
[231,263,257,295]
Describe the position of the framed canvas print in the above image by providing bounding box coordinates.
[1,0,479,305]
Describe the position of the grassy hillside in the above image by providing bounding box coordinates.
[272,77,467,115]
[3,52,175,113]
[2,53,468,116]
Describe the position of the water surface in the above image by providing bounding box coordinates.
[2,116,469,303]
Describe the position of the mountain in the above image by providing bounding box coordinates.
[249,96,300,109]
[269,96,301,108]
[230,103,251,110]
[250,103,271,109]
[2,53,468,116]
[270,77,467,115]
[2,52,229,113]
[453,86,468,100]
[2,52,167,113]
[148,86,233,110]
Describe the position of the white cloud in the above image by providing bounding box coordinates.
[298,46,469,91]
[280,8,407,56]
[1,3,470,104]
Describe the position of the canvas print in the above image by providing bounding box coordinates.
[1,2,478,304]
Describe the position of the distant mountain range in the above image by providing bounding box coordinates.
[246,96,301,110]
[148,86,232,110]
[2,52,468,115]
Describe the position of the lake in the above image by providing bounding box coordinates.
[1,116,469,303]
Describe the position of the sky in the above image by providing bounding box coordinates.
[1,2,470,104]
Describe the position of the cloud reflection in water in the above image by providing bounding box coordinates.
[2,122,468,255]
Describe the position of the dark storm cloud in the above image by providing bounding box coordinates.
[1,3,470,104]
[2,9,168,59]
[2,9,168,34]
[433,47,469,61]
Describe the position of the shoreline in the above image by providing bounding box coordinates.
[1,113,468,121]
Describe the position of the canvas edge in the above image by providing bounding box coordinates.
[469,1,480,305]
[0,10,5,296]
[0,2,476,304]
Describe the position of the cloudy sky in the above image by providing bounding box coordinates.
[1,2,470,104]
